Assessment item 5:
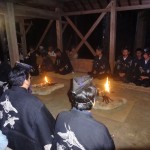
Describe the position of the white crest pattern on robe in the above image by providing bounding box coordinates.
[57,143,66,150]
[57,123,85,150]
[3,114,19,129]
[0,95,18,113]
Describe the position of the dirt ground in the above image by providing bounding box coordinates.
[31,73,150,150]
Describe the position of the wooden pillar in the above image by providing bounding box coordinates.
[109,0,116,73]
[56,8,63,51]
[4,2,19,67]
[0,15,6,60]
[134,11,147,50]
[19,18,27,56]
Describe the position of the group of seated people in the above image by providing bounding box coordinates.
[89,47,150,87]
[0,62,115,150]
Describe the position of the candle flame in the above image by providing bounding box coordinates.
[104,77,110,93]
[44,76,49,83]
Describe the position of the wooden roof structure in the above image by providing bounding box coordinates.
[0,0,150,72]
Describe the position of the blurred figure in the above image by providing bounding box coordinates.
[133,49,150,87]
[48,46,56,57]
[41,53,54,72]
[0,58,11,96]
[88,47,110,79]
[52,75,115,150]
[54,48,73,75]
[129,48,143,82]
[25,46,39,76]
[0,130,8,150]
[114,48,132,82]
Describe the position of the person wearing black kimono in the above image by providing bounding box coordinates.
[88,47,110,79]
[114,48,132,82]
[24,46,39,76]
[54,48,73,75]
[0,62,55,150]
[129,48,143,82]
[133,49,150,87]
[52,75,115,150]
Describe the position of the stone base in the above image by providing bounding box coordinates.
[32,83,64,95]
[93,96,127,110]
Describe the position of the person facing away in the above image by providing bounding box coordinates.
[52,75,115,150]
[129,48,144,82]
[133,48,150,87]
[0,62,55,150]
[54,48,73,75]
[24,46,39,76]
[114,48,132,82]
[88,47,110,79]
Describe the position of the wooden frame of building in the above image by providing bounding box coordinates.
[0,0,150,71]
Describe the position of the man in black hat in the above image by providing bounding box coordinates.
[0,62,55,150]
[114,48,132,82]
[54,48,73,75]
[88,47,110,79]
[52,75,115,150]
[133,48,150,87]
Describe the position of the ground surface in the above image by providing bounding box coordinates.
[31,72,150,150]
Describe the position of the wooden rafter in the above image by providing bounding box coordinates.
[65,16,96,56]
[96,0,103,8]
[25,21,32,34]
[79,0,87,10]
[87,0,94,9]
[62,22,68,34]
[72,2,112,55]
[0,3,58,19]
[36,20,53,50]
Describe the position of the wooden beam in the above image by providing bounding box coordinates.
[36,20,53,50]
[65,16,96,56]
[19,18,27,56]
[56,8,63,50]
[62,8,110,16]
[25,21,32,34]
[74,2,112,55]
[0,3,58,19]
[116,4,150,11]
[62,22,68,34]
[62,3,150,16]
[5,2,19,66]
[109,0,116,73]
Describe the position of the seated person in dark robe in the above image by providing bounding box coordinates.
[24,46,39,76]
[0,62,55,150]
[88,47,110,79]
[129,48,143,82]
[41,53,54,72]
[54,48,73,75]
[52,75,115,150]
[114,48,132,82]
[0,58,11,96]
[133,49,150,87]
